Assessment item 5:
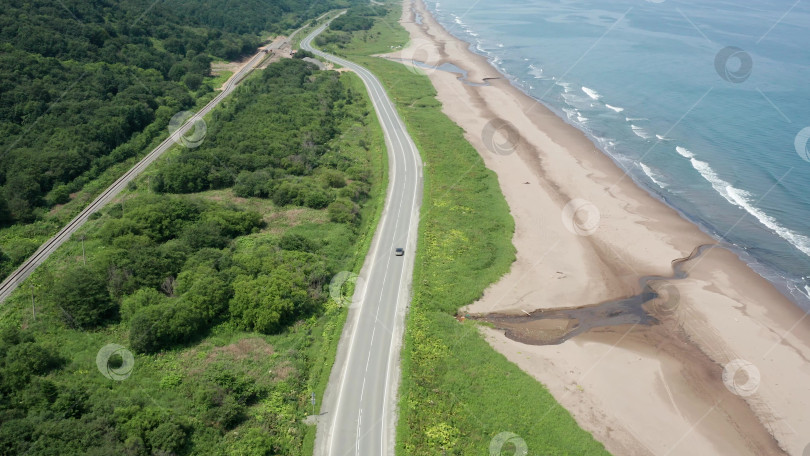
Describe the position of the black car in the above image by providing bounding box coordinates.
[394,247,404,256]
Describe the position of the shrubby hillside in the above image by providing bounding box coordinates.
[0,58,385,455]
[0,0,360,278]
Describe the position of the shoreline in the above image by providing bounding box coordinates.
[406,2,810,314]
[392,1,810,455]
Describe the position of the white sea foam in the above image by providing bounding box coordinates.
[582,86,601,100]
[561,93,579,105]
[556,81,572,93]
[675,146,694,159]
[656,134,672,141]
[726,186,810,257]
[528,64,544,79]
[679,148,810,258]
[626,117,646,122]
[631,124,651,139]
[605,104,624,113]
[562,107,587,123]
[640,163,668,188]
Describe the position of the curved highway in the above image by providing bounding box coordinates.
[302,19,423,456]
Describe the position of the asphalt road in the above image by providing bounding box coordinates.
[0,32,291,304]
[302,20,423,456]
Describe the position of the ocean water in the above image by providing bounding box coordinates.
[423,0,810,309]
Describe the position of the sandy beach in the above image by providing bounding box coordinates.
[390,1,810,454]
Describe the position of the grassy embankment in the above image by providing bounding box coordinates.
[316,4,610,455]
[0,59,387,455]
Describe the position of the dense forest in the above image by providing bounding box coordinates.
[0,0,361,279]
[315,5,386,48]
[0,58,385,454]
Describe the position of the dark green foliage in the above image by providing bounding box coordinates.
[146,421,188,454]
[229,274,306,334]
[154,59,371,213]
[0,327,63,395]
[328,198,359,224]
[330,15,374,32]
[0,0,362,231]
[125,195,202,242]
[0,15,383,452]
[120,287,167,321]
[279,233,315,252]
[180,220,228,249]
[228,249,326,334]
[47,265,115,328]
[129,299,206,353]
[329,6,385,32]
[293,49,316,59]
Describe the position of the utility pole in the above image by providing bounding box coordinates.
[80,234,86,265]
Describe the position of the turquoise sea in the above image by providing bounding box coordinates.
[423,0,810,310]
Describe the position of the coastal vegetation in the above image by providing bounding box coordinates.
[0,0,363,281]
[318,5,610,455]
[0,58,387,454]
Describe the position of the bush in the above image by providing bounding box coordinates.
[321,170,346,188]
[303,188,333,209]
[330,14,374,32]
[48,265,115,328]
[146,421,188,454]
[129,300,205,353]
[229,271,312,334]
[120,288,167,321]
[174,266,230,322]
[272,181,302,206]
[233,170,271,198]
[327,198,359,224]
[1,341,63,391]
[279,233,315,252]
[180,220,228,249]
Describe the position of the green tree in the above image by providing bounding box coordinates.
[229,271,311,334]
[328,198,359,224]
[175,266,230,321]
[48,265,115,328]
[120,287,167,321]
[146,421,188,454]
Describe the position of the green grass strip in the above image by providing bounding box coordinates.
[317,3,611,454]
